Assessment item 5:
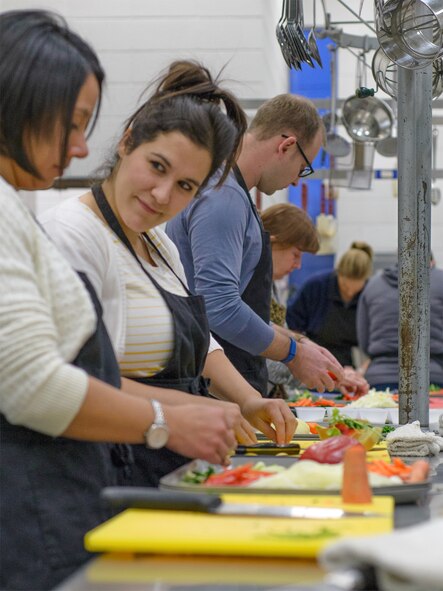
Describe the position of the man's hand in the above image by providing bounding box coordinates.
[240,397,297,445]
[287,339,344,393]
[339,367,370,397]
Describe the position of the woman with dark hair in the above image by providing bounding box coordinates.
[0,12,239,590]
[42,60,297,487]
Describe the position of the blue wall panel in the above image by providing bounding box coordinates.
[288,36,336,291]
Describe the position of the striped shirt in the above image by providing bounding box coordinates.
[40,197,221,379]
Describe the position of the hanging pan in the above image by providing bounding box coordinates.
[342,95,394,142]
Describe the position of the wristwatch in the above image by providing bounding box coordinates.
[144,400,169,449]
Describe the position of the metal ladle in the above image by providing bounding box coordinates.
[308,0,323,67]
[324,47,352,157]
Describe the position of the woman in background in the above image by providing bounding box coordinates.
[41,60,297,487]
[286,241,373,369]
[0,12,239,590]
[261,206,369,398]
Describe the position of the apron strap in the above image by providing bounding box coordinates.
[233,165,263,227]
[91,185,191,295]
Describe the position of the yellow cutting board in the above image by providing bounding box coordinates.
[85,494,394,559]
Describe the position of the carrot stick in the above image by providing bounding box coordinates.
[341,444,372,504]
[403,460,430,483]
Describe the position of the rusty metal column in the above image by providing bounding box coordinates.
[397,66,432,426]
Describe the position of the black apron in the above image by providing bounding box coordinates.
[91,186,210,488]
[0,273,125,591]
[314,276,359,367]
[212,166,273,396]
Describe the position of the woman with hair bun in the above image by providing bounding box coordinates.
[42,60,296,488]
[286,241,373,368]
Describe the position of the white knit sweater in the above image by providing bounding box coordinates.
[0,177,96,435]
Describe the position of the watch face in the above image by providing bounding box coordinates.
[147,425,169,449]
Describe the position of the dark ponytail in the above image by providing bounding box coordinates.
[103,60,247,188]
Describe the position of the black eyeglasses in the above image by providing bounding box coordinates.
[281,134,315,178]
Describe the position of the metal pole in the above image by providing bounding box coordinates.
[397,65,432,426]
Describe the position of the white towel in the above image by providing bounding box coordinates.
[386,421,443,457]
[320,518,443,591]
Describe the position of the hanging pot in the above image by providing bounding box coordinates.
[342,95,394,142]
[376,0,443,70]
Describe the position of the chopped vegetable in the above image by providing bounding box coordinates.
[348,389,398,408]
[306,421,318,434]
[382,425,396,436]
[367,457,412,480]
[205,463,275,486]
[294,418,311,435]
[317,408,382,450]
[182,466,216,484]
[299,435,360,464]
[402,460,430,483]
[341,444,372,504]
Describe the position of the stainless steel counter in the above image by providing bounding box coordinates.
[55,454,443,591]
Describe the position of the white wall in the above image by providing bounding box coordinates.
[3,0,443,263]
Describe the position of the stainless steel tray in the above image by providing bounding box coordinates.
[159,458,431,505]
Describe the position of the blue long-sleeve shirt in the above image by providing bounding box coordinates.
[166,171,275,355]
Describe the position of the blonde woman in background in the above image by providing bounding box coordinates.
[286,241,373,368]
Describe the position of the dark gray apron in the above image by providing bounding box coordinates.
[212,166,273,396]
[92,186,210,488]
[314,274,359,367]
[0,273,125,591]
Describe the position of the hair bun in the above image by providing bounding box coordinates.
[350,241,373,260]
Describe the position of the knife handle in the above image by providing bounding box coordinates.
[235,443,300,455]
[101,487,222,512]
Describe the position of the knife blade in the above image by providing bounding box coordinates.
[101,488,386,519]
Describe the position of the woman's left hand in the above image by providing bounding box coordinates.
[240,397,297,445]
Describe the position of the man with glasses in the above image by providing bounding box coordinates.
[166,93,345,397]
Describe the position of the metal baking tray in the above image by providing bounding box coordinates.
[159,458,431,505]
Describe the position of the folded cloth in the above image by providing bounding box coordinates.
[386,421,443,457]
[319,518,443,591]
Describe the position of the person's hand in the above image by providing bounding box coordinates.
[287,339,344,393]
[164,403,238,466]
[235,415,258,445]
[240,397,297,445]
[339,367,370,397]
[202,397,257,445]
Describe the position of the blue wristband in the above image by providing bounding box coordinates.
[280,337,297,364]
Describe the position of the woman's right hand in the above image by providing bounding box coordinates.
[164,402,239,466]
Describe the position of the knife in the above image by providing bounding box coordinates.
[101,488,386,519]
[234,443,300,455]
